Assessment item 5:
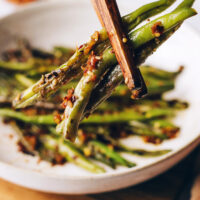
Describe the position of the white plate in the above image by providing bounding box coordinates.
[0,0,199,194]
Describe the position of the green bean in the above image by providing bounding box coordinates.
[140,65,182,80]
[90,152,116,169]
[15,74,35,88]
[82,110,144,124]
[53,46,74,58]
[40,135,105,173]
[0,108,55,125]
[27,65,58,77]
[84,26,180,117]
[0,58,56,74]
[123,0,176,32]
[148,119,179,129]
[145,108,174,119]
[0,101,184,126]
[118,146,171,157]
[128,121,168,140]
[84,129,171,156]
[13,0,177,109]
[129,8,197,49]
[112,78,175,97]
[175,0,195,11]
[0,59,34,71]
[0,107,143,126]
[89,140,136,167]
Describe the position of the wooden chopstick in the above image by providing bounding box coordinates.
[91,0,147,98]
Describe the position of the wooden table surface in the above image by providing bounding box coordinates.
[0,146,199,200]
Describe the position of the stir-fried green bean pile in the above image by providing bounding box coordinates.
[0,0,196,173]
[0,41,188,173]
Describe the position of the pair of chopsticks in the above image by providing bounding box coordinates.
[91,0,147,98]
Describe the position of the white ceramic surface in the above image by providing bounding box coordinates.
[0,0,199,194]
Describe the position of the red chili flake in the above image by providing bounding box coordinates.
[17,142,29,154]
[178,65,184,73]
[22,108,37,116]
[151,21,164,37]
[83,51,100,76]
[92,31,100,42]
[61,101,67,109]
[162,127,180,139]
[67,89,74,98]
[143,136,162,144]
[81,65,86,71]
[120,131,127,138]
[90,55,97,68]
[88,52,98,71]
[107,144,114,150]
[84,31,100,55]
[54,113,62,124]
[158,81,164,86]
[131,90,140,99]
[78,44,84,50]
[78,130,87,143]
[110,48,115,54]
[24,135,37,150]
[54,153,66,165]
[90,74,97,82]
[63,89,74,101]
[62,88,75,108]
[153,101,161,107]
